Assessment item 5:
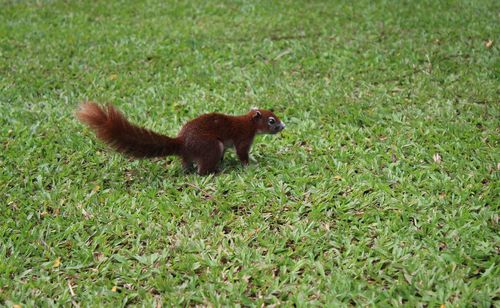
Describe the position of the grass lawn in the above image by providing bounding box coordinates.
[1,0,499,306]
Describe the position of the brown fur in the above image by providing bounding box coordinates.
[76,102,285,175]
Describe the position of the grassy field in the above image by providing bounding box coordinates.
[1,0,499,306]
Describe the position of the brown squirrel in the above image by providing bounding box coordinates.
[76,102,285,175]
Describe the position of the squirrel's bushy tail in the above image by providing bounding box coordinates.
[76,102,182,158]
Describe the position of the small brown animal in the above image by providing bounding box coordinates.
[76,102,285,175]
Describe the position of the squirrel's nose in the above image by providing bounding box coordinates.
[274,123,285,133]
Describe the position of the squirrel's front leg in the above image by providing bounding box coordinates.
[235,142,251,165]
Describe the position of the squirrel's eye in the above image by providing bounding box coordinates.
[268,118,276,125]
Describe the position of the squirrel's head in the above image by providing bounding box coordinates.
[250,107,285,134]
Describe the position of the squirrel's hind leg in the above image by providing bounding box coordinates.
[195,140,224,175]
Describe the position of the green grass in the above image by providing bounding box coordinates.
[1,0,499,306]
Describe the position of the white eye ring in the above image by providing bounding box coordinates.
[268,117,276,124]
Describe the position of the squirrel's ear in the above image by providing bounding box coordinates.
[252,110,262,120]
